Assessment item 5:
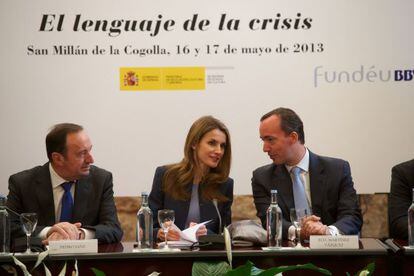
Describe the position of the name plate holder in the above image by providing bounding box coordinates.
[309,235,359,250]
[49,239,98,255]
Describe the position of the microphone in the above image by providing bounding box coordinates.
[1,195,44,252]
[212,199,222,235]
[189,198,226,249]
[0,194,23,218]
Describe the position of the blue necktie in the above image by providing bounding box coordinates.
[291,167,310,217]
[60,182,74,222]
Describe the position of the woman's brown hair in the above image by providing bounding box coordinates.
[162,116,232,202]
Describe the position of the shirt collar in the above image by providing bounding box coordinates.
[49,163,70,188]
[285,147,309,173]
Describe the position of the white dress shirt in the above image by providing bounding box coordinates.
[38,164,95,239]
[286,148,340,239]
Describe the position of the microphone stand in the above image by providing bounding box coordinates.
[197,199,225,249]
[0,195,29,222]
[212,199,222,235]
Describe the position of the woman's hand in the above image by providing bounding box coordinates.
[157,228,180,241]
[189,222,208,238]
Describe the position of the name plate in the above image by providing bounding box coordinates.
[49,239,98,255]
[309,235,359,249]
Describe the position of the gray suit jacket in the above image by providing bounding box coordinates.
[251,151,362,239]
[7,163,123,244]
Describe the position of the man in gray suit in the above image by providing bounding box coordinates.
[7,123,123,244]
[252,108,362,240]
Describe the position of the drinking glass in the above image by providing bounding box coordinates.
[157,209,175,249]
[289,208,308,247]
[20,213,38,254]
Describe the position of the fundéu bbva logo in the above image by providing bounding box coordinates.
[313,65,414,87]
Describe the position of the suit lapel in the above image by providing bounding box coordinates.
[273,165,295,213]
[199,197,211,224]
[169,184,191,230]
[199,185,220,232]
[309,151,326,217]
[35,163,56,225]
[72,177,90,222]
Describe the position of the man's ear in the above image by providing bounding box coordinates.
[288,132,299,144]
[51,152,64,165]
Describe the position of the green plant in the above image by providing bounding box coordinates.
[193,260,376,276]
[348,262,375,276]
[91,267,106,276]
[192,261,231,276]
[225,261,332,276]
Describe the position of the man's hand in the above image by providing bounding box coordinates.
[301,215,329,239]
[189,222,207,238]
[42,232,67,245]
[46,222,82,240]
[42,222,84,245]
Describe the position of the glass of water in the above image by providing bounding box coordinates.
[20,213,38,254]
[158,209,175,250]
[290,208,308,247]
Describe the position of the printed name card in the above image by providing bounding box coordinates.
[49,239,98,255]
[309,235,359,250]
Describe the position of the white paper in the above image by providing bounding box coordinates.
[157,240,193,249]
[180,220,211,243]
[262,246,310,251]
[158,220,211,248]
[132,247,181,252]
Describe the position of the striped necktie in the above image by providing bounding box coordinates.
[291,167,310,217]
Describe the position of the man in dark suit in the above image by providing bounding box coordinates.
[7,123,123,244]
[251,108,362,240]
[389,159,414,240]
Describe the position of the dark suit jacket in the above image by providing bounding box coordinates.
[251,151,362,239]
[148,166,233,235]
[7,163,123,244]
[389,159,414,240]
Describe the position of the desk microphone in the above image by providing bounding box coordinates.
[0,195,44,252]
[197,198,225,249]
[0,194,23,218]
[212,199,222,235]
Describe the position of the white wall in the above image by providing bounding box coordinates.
[1,0,413,195]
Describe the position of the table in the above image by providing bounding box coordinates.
[0,238,391,276]
[385,239,414,275]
